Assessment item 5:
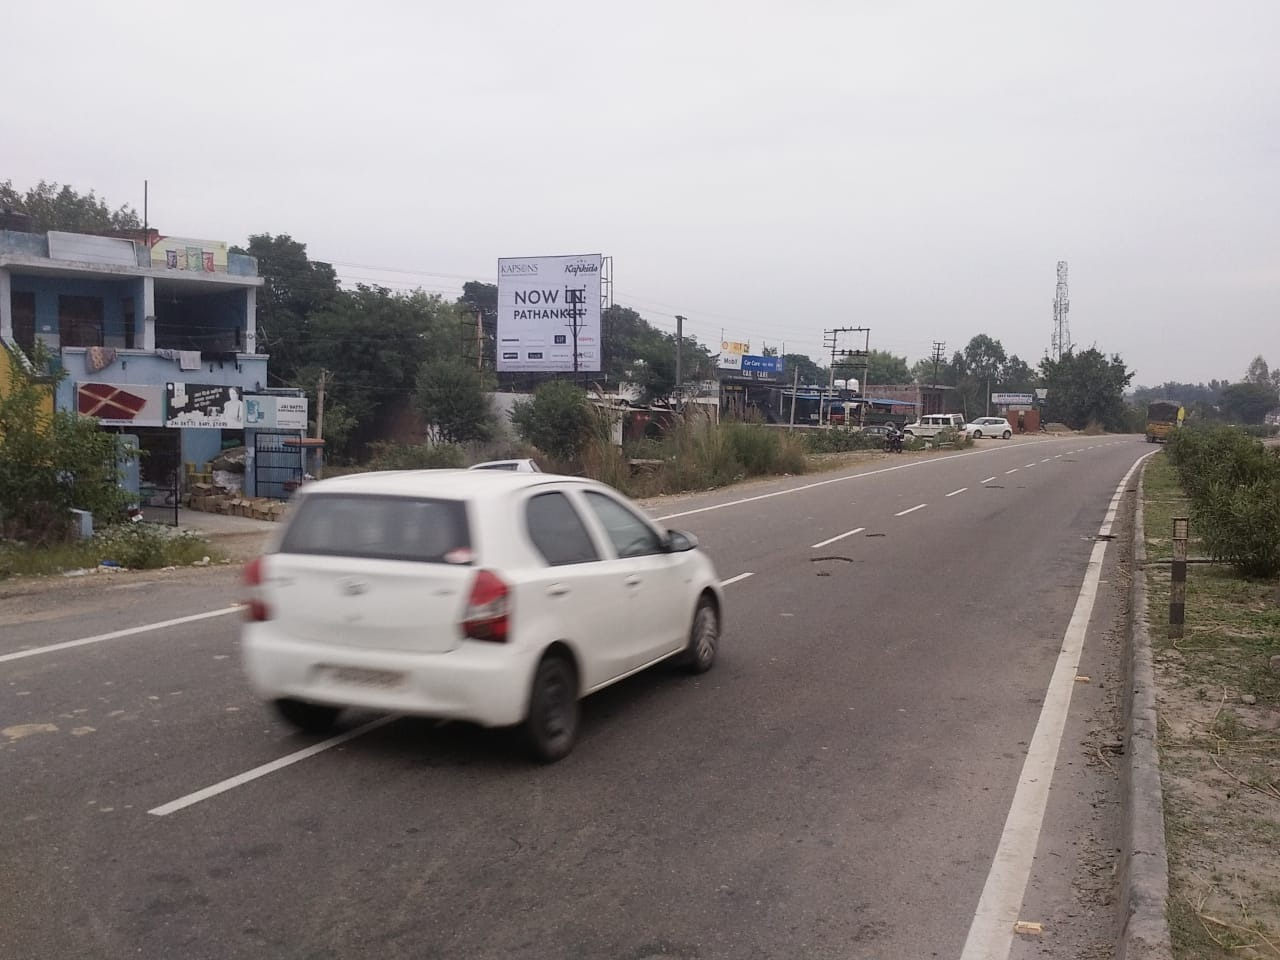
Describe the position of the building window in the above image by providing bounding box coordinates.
[58,295,104,348]
[11,291,35,351]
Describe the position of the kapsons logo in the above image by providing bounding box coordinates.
[564,260,599,276]
[500,262,538,276]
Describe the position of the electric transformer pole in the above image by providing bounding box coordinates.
[1051,260,1071,361]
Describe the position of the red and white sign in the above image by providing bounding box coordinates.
[77,382,165,426]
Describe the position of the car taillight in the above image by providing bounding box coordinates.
[463,569,510,642]
[242,556,271,622]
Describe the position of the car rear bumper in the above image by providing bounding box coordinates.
[241,628,538,727]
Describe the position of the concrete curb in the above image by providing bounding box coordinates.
[1118,465,1174,959]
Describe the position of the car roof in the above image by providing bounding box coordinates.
[298,469,596,501]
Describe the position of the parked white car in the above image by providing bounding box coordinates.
[961,417,1014,439]
[469,459,542,472]
[901,413,966,439]
[241,470,724,761]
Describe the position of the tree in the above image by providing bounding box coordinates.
[414,358,496,443]
[0,179,140,233]
[782,353,826,386]
[0,345,132,542]
[864,350,910,385]
[510,380,595,462]
[955,334,1007,382]
[1039,347,1135,430]
[1244,355,1271,385]
[1219,381,1279,424]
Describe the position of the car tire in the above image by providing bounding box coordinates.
[523,653,579,763]
[680,595,720,674]
[973,430,983,439]
[274,698,341,733]
[1002,430,1012,439]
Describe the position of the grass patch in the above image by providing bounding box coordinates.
[1143,451,1280,959]
[0,523,216,578]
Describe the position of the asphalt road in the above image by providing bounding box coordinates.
[1,435,1149,959]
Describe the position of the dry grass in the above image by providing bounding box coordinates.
[1144,453,1280,959]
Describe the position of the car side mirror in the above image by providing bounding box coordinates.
[664,529,699,552]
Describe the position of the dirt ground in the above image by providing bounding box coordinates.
[1143,456,1280,958]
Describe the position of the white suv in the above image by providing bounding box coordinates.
[241,470,724,762]
[901,413,965,439]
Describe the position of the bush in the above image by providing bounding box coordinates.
[0,522,214,578]
[802,428,878,454]
[1166,425,1280,579]
[510,381,595,462]
[366,442,464,471]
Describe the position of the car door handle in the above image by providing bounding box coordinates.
[546,584,570,597]
[624,575,643,587]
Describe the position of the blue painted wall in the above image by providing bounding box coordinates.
[10,274,131,344]
[53,351,269,411]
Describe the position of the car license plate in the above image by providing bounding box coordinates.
[327,666,405,689]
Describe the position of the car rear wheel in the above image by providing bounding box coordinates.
[1002,430,1012,439]
[973,430,983,439]
[680,596,720,674]
[523,653,579,763]
[274,698,341,733]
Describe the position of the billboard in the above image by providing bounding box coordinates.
[78,382,165,426]
[496,254,602,372]
[718,339,749,372]
[992,392,1035,406]
[151,237,228,273]
[165,382,245,428]
[246,395,309,431]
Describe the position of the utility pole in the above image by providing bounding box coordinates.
[823,327,871,426]
[930,340,946,416]
[315,369,328,440]
[675,314,685,409]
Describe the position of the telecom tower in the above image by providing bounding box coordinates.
[1051,260,1071,361]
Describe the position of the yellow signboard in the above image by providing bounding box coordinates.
[151,237,228,273]
[720,340,749,355]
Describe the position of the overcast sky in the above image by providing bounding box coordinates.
[6,1,1276,386]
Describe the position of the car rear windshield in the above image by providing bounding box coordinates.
[279,494,472,564]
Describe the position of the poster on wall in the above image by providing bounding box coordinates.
[151,237,229,273]
[77,382,165,426]
[496,254,602,372]
[246,395,309,431]
[165,382,245,428]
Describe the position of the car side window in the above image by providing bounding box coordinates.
[525,492,600,566]
[582,491,665,559]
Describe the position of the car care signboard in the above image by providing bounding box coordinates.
[497,254,602,372]
[77,382,165,426]
[739,354,784,381]
[246,395,309,431]
[165,382,246,428]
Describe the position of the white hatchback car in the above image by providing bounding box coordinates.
[241,470,724,761]
[962,417,1014,439]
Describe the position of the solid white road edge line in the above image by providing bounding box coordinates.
[0,607,240,664]
[959,450,1157,960]
[719,572,755,587]
[652,439,1060,522]
[811,528,865,549]
[895,504,927,516]
[148,715,399,817]
[946,488,968,497]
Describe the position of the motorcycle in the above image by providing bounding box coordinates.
[882,430,905,454]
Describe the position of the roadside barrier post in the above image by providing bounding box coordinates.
[1169,517,1188,639]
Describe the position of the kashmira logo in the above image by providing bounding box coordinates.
[500,262,538,276]
[564,261,599,275]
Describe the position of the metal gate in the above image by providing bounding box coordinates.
[255,432,304,500]
[128,432,180,526]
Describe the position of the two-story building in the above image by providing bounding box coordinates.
[0,227,308,506]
